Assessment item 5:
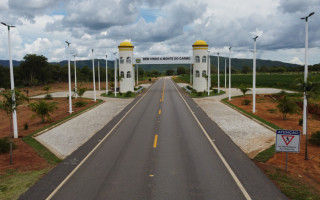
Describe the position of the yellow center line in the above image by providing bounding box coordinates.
[161,79,165,101]
[153,134,158,148]
[158,109,161,115]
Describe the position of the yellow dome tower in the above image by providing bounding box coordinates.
[192,40,208,92]
[118,41,135,93]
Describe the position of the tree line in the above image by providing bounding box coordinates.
[0,54,162,88]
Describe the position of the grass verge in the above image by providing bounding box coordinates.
[189,90,226,98]
[267,168,320,200]
[101,91,142,98]
[0,168,51,200]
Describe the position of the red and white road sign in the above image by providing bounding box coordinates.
[276,130,300,153]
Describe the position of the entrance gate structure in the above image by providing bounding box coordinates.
[117,40,209,93]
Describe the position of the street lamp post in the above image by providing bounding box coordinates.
[253,36,258,113]
[225,58,227,89]
[1,22,18,138]
[207,50,210,96]
[228,47,232,101]
[301,11,315,160]
[65,41,73,113]
[98,61,101,91]
[92,49,96,102]
[136,64,139,86]
[113,52,117,97]
[73,54,78,99]
[217,52,220,93]
[106,54,108,95]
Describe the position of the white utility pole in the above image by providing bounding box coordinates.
[301,11,315,160]
[1,22,18,138]
[301,12,314,136]
[253,36,258,113]
[92,49,96,102]
[73,54,77,99]
[190,64,192,84]
[217,52,220,93]
[98,61,101,90]
[207,51,210,96]
[106,54,108,95]
[136,64,139,86]
[66,41,73,113]
[225,58,227,89]
[113,52,117,97]
[228,47,232,101]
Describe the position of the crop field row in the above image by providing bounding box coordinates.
[176,73,320,91]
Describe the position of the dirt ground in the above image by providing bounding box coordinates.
[12,79,157,98]
[229,95,320,190]
[0,97,96,174]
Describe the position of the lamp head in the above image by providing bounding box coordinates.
[309,12,315,17]
[1,22,7,26]
[65,41,71,45]
[106,54,108,58]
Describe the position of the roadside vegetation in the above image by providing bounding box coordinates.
[222,87,320,199]
[0,96,103,200]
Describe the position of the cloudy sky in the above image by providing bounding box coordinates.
[0,0,319,65]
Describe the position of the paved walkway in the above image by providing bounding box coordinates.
[34,84,150,158]
[178,84,289,158]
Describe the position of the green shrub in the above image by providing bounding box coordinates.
[299,118,303,126]
[0,137,17,154]
[196,92,203,97]
[238,85,251,96]
[267,109,277,113]
[24,123,29,130]
[29,100,57,123]
[75,101,87,108]
[309,131,320,146]
[186,85,192,90]
[277,96,298,120]
[242,99,251,105]
[44,94,52,100]
[213,89,218,93]
[125,91,132,97]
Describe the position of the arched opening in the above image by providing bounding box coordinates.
[195,70,200,77]
[202,70,206,77]
[195,56,200,63]
[127,71,131,78]
[120,57,124,64]
[202,56,206,63]
[120,71,124,78]
[126,57,131,64]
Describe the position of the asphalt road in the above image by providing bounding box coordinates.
[21,78,287,200]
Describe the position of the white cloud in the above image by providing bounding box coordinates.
[290,57,303,65]
[0,0,319,65]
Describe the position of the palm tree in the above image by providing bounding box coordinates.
[0,90,28,164]
[29,100,57,123]
[295,76,318,160]
[238,85,251,96]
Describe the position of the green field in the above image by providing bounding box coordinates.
[175,73,320,91]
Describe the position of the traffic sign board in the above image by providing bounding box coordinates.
[276,130,300,153]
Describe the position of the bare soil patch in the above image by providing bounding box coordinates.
[229,95,320,191]
[0,97,96,174]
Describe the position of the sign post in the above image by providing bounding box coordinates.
[275,130,301,172]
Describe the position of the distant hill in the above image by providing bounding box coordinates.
[0,57,301,72]
[210,56,301,70]
[0,60,21,67]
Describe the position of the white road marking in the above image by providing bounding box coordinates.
[170,79,252,200]
[45,81,159,200]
